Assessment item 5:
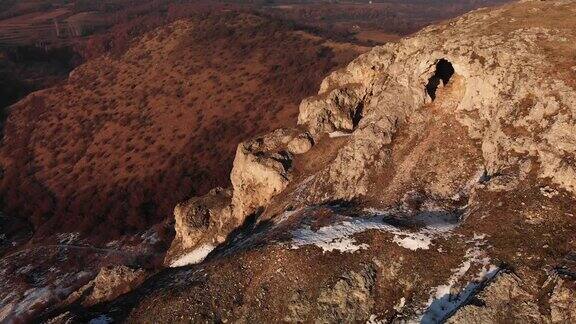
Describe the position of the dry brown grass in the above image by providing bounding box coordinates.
[0,11,364,241]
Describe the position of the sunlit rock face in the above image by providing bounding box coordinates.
[146,1,576,322]
[33,0,576,322]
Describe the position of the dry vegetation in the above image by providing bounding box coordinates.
[0,11,364,241]
[260,0,511,43]
[0,0,513,245]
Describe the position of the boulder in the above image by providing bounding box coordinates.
[172,187,232,250]
[230,128,305,219]
[298,87,365,136]
[64,266,148,308]
[83,266,148,307]
[165,187,232,265]
[287,133,314,155]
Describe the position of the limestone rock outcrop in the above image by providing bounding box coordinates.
[144,1,576,322]
[167,128,314,263]
[447,273,544,323]
[64,265,148,308]
[294,17,576,200]
[170,187,233,253]
[449,272,576,324]
[230,129,297,219]
[298,87,366,136]
[168,0,576,262]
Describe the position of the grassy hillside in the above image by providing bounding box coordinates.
[0,11,365,242]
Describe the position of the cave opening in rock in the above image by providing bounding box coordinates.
[425,59,455,101]
[352,102,364,128]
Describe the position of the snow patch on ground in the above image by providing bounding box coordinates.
[170,244,215,267]
[392,234,432,250]
[291,223,370,253]
[0,271,93,323]
[290,209,459,253]
[0,230,161,322]
[328,131,353,138]
[419,236,497,323]
[9,287,52,319]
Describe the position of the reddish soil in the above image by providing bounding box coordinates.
[0,11,365,244]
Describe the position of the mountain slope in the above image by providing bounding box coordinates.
[0,12,366,322]
[0,11,365,241]
[64,0,576,322]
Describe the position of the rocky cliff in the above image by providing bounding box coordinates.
[0,12,367,323]
[42,0,576,322]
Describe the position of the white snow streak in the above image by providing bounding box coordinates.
[328,131,353,138]
[291,223,370,253]
[419,236,497,323]
[169,244,215,267]
[290,210,459,253]
[392,234,432,251]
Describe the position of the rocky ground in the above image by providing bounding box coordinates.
[4,0,576,322]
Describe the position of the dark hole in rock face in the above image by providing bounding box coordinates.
[425,59,455,101]
[352,102,364,128]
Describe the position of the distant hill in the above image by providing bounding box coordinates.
[0,0,512,112]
